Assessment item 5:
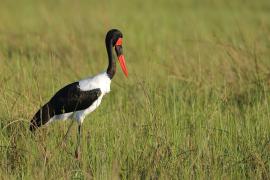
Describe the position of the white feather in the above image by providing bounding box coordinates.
[78,71,111,93]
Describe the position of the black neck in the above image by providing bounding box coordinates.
[106,40,116,79]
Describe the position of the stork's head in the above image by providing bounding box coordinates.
[106,29,128,77]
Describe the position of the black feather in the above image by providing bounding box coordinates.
[30,82,101,131]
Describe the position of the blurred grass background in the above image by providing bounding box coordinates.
[0,0,270,179]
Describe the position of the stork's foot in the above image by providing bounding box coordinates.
[75,148,80,159]
[75,124,82,160]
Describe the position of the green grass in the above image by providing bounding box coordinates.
[0,0,270,179]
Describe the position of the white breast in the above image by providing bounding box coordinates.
[78,72,111,94]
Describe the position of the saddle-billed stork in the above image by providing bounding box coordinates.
[30,29,128,158]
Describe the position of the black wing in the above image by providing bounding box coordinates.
[49,82,101,115]
[30,82,101,131]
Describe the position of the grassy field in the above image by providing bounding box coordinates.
[0,0,270,179]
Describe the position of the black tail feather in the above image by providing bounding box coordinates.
[30,103,53,132]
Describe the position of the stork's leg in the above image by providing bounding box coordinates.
[62,120,75,144]
[75,123,82,159]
